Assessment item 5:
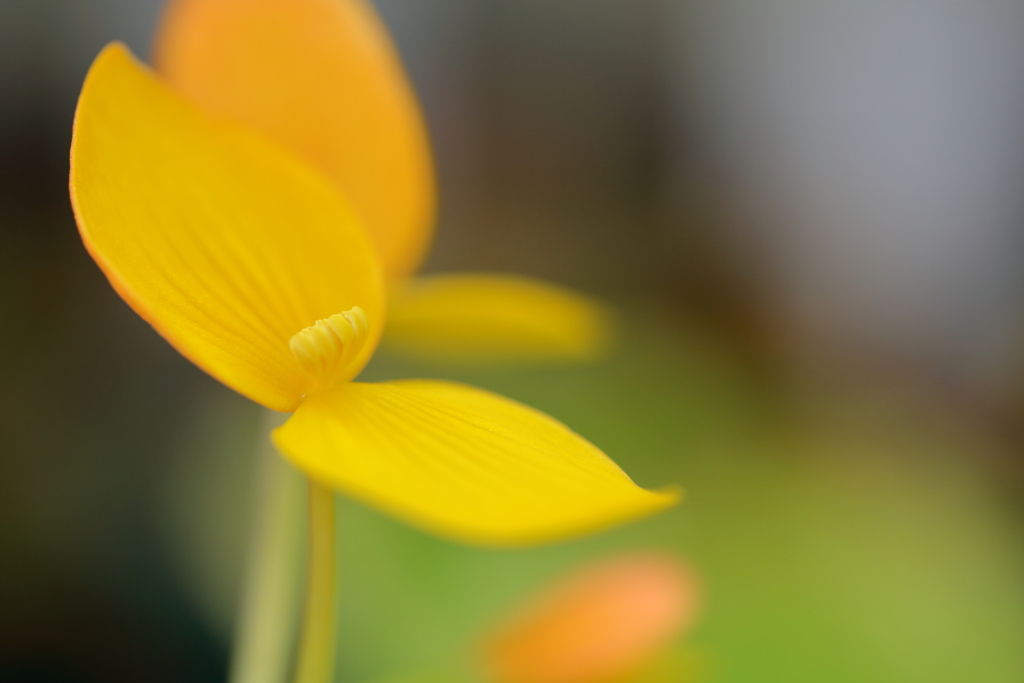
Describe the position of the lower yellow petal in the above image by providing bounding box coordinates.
[272,380,678,546]
[384,273,614,363]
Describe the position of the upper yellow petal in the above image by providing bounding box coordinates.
[154,0,435,280]
[384,273,615,363]
[272,380,679,546]
[70,44,385,412]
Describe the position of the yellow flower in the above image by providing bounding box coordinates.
[69,44,678,546]
[152,0,612,363]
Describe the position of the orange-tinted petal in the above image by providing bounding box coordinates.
[484,555,700,683]
[384,273,614,363]
[70,44,384,411]
[272,381,679,546]
[154,0,435,279]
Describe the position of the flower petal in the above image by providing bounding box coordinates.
[154,0,435,279]
[384,274,614,363]
[272,380,678,546]
[70,44,384,412]
[484,554,699,683]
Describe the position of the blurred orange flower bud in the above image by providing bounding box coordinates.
[483,554,700,683]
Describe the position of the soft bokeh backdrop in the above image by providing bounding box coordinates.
[4,1,1024,681]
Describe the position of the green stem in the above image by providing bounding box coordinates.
[293,479,338,683]
[229,412,305,683]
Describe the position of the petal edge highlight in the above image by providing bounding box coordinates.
[272,380,679,546]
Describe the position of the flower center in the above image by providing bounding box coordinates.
[289,307,369,383]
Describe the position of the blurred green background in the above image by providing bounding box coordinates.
[4,1,1024,681]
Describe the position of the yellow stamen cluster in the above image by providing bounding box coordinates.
[289,307,368,384]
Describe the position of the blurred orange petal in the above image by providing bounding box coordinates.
[484,555,700,683]
[154,0,435,279]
